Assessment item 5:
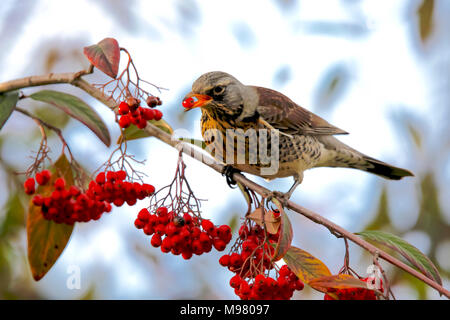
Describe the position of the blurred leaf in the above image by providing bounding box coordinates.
[407,122,422,149]
[226,214,240,234]
[357,230,442,285]
[414,172,450,278]
[417,0,434,43]
[271,200,293,261]
[0,91,19,131]
[30,90,111,146]
[283,246,332,284]
[231,22,256,48]
[0,194,25,238]
[309,274,368,293]
[27,154,75,281]
[273,65,291,87]
[83,38,120,78]
[314,64,349,112]
[117,119,174,143]
[365,186,390,230]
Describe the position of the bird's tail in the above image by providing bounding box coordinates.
[360,156,414,180]
[318,136,414,180]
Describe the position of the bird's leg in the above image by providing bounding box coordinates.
[267,173,303,206]
[221,165,241,189]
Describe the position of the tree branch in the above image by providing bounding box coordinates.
[0,69,448,299]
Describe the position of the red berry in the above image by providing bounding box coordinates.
[151,234,162,247]
[135,218,145,229]
[118,101,130,115]
[69,186,81,197]
[95,172,106,184]
[137,118,147,129]
[213,239,227,251]
[182,97,195,109]
[138,208,150,221]
[230,275,243,288]
[116,170,127,181]
[201,219,215,234]
[279,265,291,278]
[32,195,44,206]
[161,237,172,253]
[142,184,155,195]
[54,178,66,190]
[119,115,131,128]
[24,178,36,195]
[219,254,230,267]
[143,224,155,236]
[142,108,155,121]
[40,170,51,182]
[153,109,163,121]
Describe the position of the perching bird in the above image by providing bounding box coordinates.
[183,71,413,199]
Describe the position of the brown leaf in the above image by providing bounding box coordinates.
[309,274,368,293]
[27,154,75,281]
[247,207,280,234]
[83,38,120,78]
[417,0,434,43]
[283,246,332,284]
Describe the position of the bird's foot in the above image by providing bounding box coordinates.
[221,165,241,189]
[266,190,290,207]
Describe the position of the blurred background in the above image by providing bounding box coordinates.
[0,0,449,300]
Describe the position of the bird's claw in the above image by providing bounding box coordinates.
[266,190,290,207]
[222,165,241,189]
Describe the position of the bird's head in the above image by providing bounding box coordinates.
[183,71,259,121]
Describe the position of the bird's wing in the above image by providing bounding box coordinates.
[252,86,348,135]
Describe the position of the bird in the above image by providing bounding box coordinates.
[183,71,413,199]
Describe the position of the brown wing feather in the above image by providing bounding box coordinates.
[252,86,348,135]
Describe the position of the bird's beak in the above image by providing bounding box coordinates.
[182,93,212,111]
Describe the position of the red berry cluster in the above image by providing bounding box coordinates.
[228,265,304,300]
[220,222,278,277]
[134,207,232,260]
[117,96,163,129]
[87,171,155,207]
[324,277,382,300]
[219,218,304,300]
[26,170,154,225]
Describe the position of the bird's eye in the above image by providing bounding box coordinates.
[212,86,225,95]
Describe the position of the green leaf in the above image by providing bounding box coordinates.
[357,230,442,285]
[0,91,19,131]
[30,90,111,146]
[117,119,173,144]
[0,194,25,238]
[271,199,293,261]
[83,38,120,78]
[27,154,75,281]
[283,246,332,285]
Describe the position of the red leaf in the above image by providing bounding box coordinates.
[83,38,120,78]
[309,274,368,293]
[271,199,293,261]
